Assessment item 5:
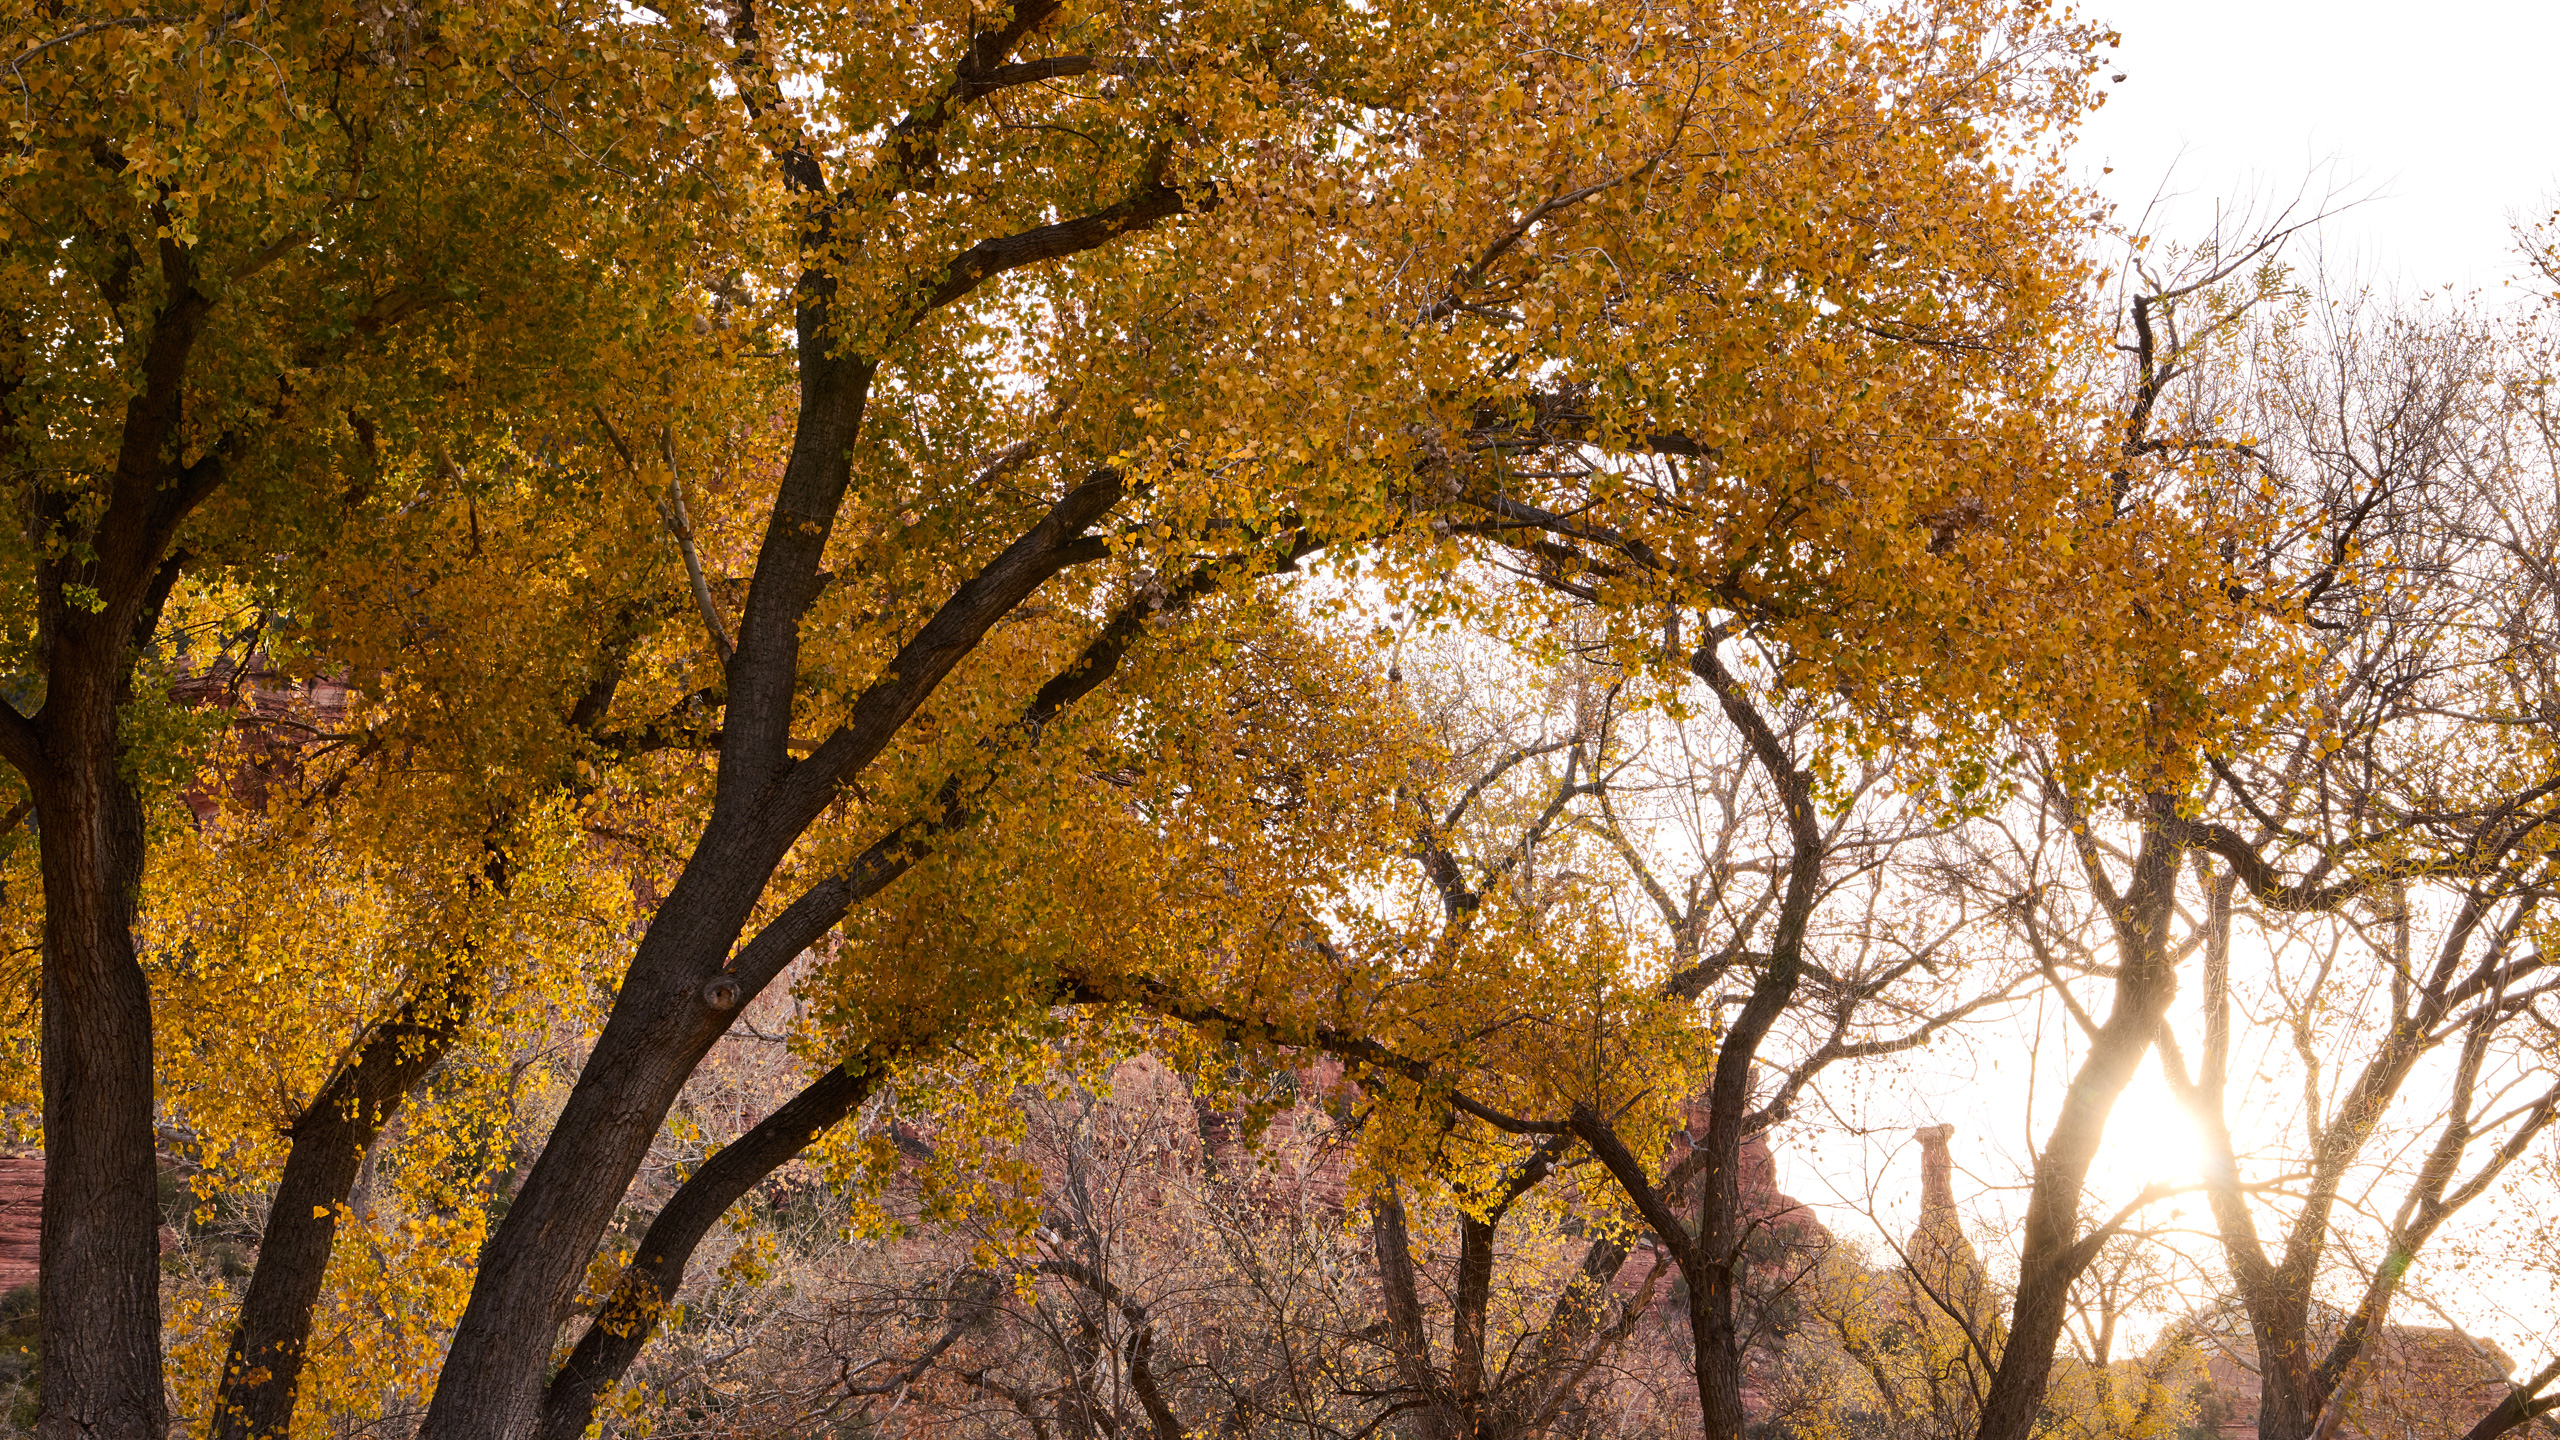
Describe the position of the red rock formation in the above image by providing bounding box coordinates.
[1908,1122,1982,1283]
[0,1155,37,1294]
[2194,1313,2519,1440]
[170,659,355,825]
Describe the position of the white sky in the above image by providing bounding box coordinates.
[2072,0,2560,298]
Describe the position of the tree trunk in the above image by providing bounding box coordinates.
[1682,640,1821,1440]
[1687,976,1795,1440]
[1974,812,2184,1440]
[418,415,1124,1437]
[415,808,797,1439]
[536,1062,873,1440]
[16,238,219,1440]
[1372,1188,1456,1440]
[210,989,472,1440]
[1449,1216,1495,1435]
[419,339,880,1437]
[33,744,169,1440]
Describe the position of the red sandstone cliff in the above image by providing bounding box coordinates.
[2197,1318,2519,1440]
[0,1155,35,1294]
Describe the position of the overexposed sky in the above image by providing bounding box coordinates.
[2074,0,2560,297]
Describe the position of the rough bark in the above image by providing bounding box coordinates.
[536,1062,876,1440]
[1371,1187,1456,1440]
[210,987,474,1440]
[31,752,168,1440]
[14,235,226,1440]
[1448,1215,1495,1431]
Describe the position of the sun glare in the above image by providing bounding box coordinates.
[2105,1063,2212,1191]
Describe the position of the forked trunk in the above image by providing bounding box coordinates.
[536,1063,874,1440]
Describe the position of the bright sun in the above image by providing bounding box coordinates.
[2105,1062,2213,1190]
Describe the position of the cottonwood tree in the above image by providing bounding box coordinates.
[1301,207,2332,1436]
[2,2,2246,1438]
[1924,241,2560,1440]
[1075,627,2056,1439]
[1321,658,1857,1440]
[1903,214,2461,1440]
[720,642,1728,1439]
[2145,289,2560,1440]
[530,658,1713,1439]
[0,6,725,1433]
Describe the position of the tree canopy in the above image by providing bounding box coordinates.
[3,2,2551,1440]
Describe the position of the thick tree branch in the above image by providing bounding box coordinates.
[2459,1354,2560,1440]
[720,525,1324,1009]
[878,0,1070,192]
[765,470,1124,829]
[1565,1104,1696,1259]
[915,164,1210,318]
[212,978,479,1440]
[2169,818,2389,912]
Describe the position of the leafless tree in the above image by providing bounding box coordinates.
[2153,285,2560,1440]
